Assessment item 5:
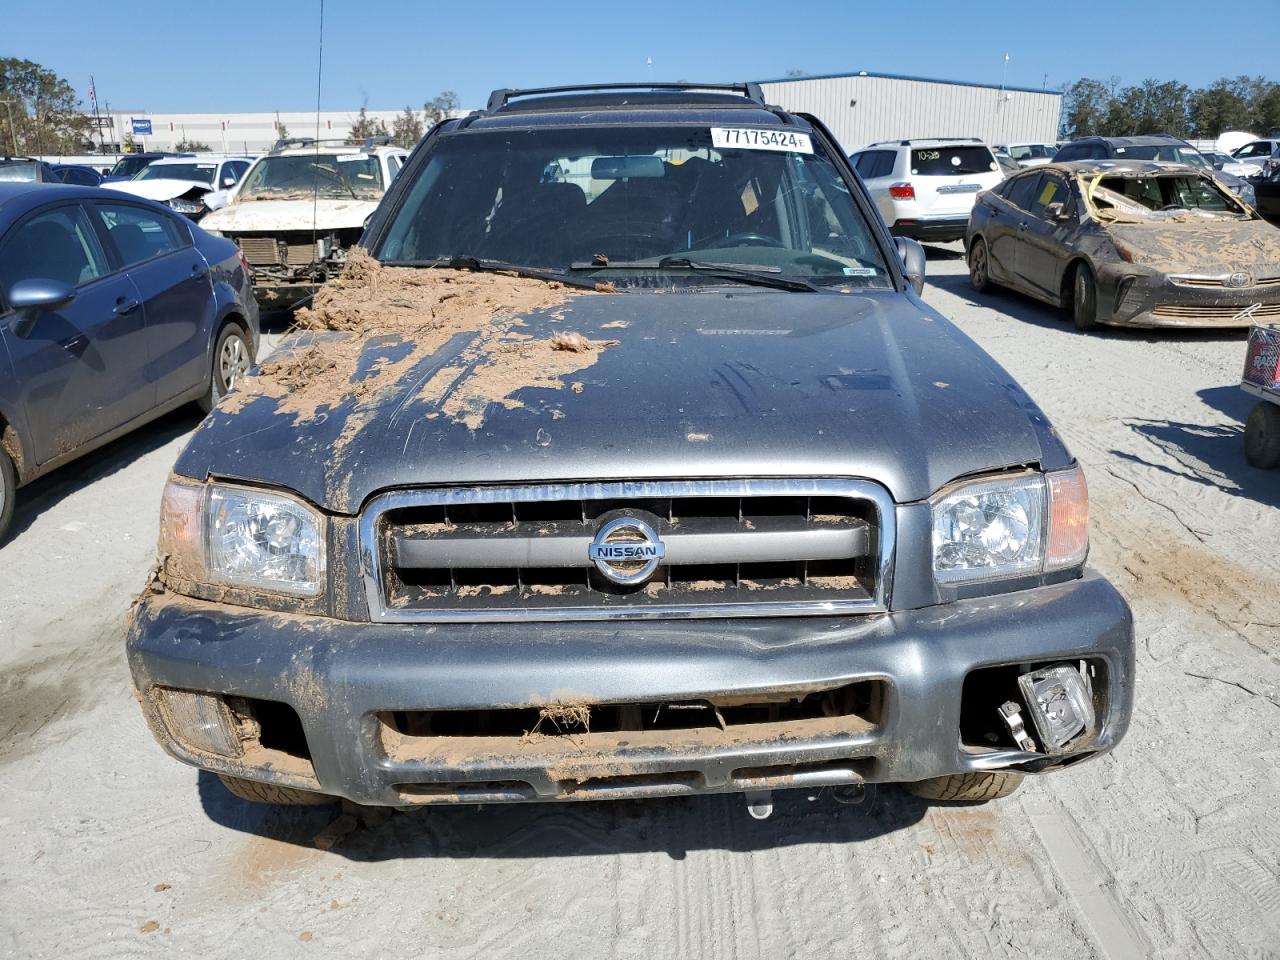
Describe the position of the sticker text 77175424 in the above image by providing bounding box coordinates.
[711,128,813,154]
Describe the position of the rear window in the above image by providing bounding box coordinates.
[910,146,997,176]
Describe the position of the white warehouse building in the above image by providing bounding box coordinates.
[758,71,1062,153]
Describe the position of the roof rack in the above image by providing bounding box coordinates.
[485,82,765,113]
[270,135,395,153]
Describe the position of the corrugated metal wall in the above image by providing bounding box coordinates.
[759,75,1062,153]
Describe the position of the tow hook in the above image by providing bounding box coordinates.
[745,789,773,820]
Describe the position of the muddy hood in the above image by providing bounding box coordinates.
[1106,219,1280,273]
[177,291,1066,512]
[201,198,379,233]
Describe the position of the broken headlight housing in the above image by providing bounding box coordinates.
[931,466,1088,586]
[159,477,326,597]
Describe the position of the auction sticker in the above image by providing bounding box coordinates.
[712,128,812,153]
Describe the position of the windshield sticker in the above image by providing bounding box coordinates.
[336,154,369,162]
[711,128,813,154]
[842,266,877,276]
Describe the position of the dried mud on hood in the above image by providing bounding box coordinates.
[222,250,616,434]
[1102,219,1280,272]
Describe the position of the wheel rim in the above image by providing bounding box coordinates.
[971,243,987,286]
[219,334,249,389]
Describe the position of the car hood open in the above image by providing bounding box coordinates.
[1105,219,1280,273]
[175,290,1066,513]
[200,198,380,233]
[107,179,212,202]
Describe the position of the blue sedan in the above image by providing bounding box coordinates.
[0,182,260,541]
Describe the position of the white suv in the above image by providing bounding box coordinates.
[850,139,1003,242]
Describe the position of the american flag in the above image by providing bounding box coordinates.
[88,76,98,113]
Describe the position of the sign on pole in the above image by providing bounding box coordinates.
[131,118,152,136]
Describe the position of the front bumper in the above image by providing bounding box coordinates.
[127,573,1134,806]
[127,576,1131,808]
[890,215,970,242]
[1102,267,1280,328]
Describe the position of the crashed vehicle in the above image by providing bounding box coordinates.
[198,138,409,307]
[128,83,1134,813]
[967,160,1280,330]
[109,156,254,221]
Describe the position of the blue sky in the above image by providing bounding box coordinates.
[8,0,1275,113]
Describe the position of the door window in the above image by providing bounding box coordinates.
[1030,176,1070,218]
[94,203,190,267]
[1005,174,1043,211]
[0,204,109,305]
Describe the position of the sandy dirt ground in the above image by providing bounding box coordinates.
[1,254,1277,959]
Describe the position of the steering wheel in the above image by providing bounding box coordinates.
[706,232,782,249]
[1159,204,1187,211]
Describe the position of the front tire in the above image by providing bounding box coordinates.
[0,447,16,544]
[1071,263,1101,331]
[200,323,252,414]
[907,771,1024,802]
[968,236,993,293]
[217,774,334,806]
[1245,401,1280,469]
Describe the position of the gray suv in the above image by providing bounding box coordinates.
[128,83,1133,813]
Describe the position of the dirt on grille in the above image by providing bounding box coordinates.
[221,249,617,432]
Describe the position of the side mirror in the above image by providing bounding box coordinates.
[222,176,237,187]
[8,278,76,337]
[1044,202,1070,221]
[894,236,926,295]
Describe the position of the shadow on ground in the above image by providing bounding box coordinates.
[197,770,931,860]
[1108,386,1280,510]
[6,407,197,542]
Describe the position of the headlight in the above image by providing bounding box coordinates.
[203,228,223,238]
[168,197,205,214]
[932,466,1088,586]
[158,478,326,597]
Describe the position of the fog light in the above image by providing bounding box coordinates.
[1017,665,1094,754]
[157,688,243,758]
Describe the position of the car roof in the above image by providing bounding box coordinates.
[1028,159,1204,177]
[0,181,201,219]
[1067,134,1191,148]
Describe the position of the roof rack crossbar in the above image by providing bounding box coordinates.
[486,81,765,113]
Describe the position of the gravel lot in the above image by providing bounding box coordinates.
[1,251,1277,959]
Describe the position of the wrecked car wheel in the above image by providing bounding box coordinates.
[1245,401,1280,469]
[0,446,15,544]
[200,324,252,414]
[968,237,993,293]
[1071,264,1100,332]
[217,774,335,806]
[907,771,1023,802]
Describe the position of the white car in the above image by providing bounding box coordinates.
[850,138,1003,242]
[199,139,409,306]
[107,155,254,220]
[995,142,1057,167]
[1229,139,1280,176]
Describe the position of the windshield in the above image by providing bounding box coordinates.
[377,125,893,289]
[135,162,217,184]
[1008,144,1054,161]
[0,161,40,182]
[236,154,384,201]
[1088,173,1250,222]
[1115,144,1207,168]
[109,156,154,178]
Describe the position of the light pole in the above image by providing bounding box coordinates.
[0,99,19,155]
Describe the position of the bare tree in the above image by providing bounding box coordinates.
[348,104,389,141]
[423,91,460,126]
[392,106,423,148]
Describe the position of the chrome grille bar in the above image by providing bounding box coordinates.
[358,479,896,623]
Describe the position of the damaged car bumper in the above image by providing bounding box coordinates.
[1100,264,1280,327]
[126,573,1134,806]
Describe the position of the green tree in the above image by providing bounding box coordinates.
[1121,79,1190,137]
[0,56,91,154]
[1062,78,1113,138]
[391,105,423,148]
[174,137,211,151]
[1189,79,1253,137]
[423,90,459,126]
[348,104,388,141]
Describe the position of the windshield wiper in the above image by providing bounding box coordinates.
[570,256,818,292]
[381,256,601,290]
